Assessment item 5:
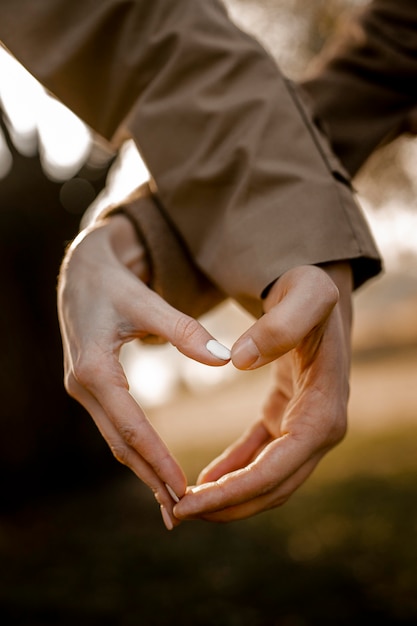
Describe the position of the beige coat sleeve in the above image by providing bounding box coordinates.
[102,183,230,321]
[302,0,417,178]
[0,0,381,315]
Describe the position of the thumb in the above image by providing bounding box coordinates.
[231,266,339,370]
[130,285,231,367]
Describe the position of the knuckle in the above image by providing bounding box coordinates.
[72,351,118,392]
[173,315,201,346]
[118,422,140,449]
[263,314,296,354]
[325,281,340,310]
[293,400,347,450]
[64,371,79,398]
[108,440,131,466]
[312,406,347,449]
[71,354,99,388]
[328,414,347,445]
[319,272,340,310]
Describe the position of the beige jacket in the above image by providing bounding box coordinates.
[0,0,381,318]
[302,0,417,177]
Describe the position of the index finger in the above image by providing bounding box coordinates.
[173,431,317,520]
[106,389,185,486]
[67,351,187,501]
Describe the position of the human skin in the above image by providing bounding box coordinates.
[58,214,352,528]
[173,262,352,523]
[57,214,231,529]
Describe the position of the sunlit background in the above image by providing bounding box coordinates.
[1,17,416,408]
[1,3,417,624]
[1,0,416,490]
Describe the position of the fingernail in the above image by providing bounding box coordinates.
[232,337,260,369]
[206,339,231,361]
[165,483,180,503]
[160,505,174,531]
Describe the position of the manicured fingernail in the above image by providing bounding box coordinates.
[232,337,260,369]
[165,483,180,503]
[206,339,231,361]
[160,505,174,531]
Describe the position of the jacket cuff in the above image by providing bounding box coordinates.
[99,183,226,326]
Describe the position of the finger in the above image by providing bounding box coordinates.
[66,353,187,504]
[231,265,339,370]
[174,430,317,520]
[197,422,271,484]
[69,377,184,530]
[60,224,231,370]
[189,454,322,523]
[197,357,294,484]
[115,276,231,367]
[100,412,182,531]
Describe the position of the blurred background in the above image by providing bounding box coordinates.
[0,1,416,624]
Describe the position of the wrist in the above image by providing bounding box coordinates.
[318,261,353,343]
[101,213,151,284]
[318,261,353,309]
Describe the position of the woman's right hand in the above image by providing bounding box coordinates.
[57,213,231,529]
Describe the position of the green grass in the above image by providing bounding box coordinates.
[1,423,417,626]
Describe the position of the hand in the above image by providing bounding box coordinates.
[57,213,231,529]
[173,263,353,522]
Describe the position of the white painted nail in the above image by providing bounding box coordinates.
[160,505,174,531]
[165,483,180,503]
[206,339,231,361]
